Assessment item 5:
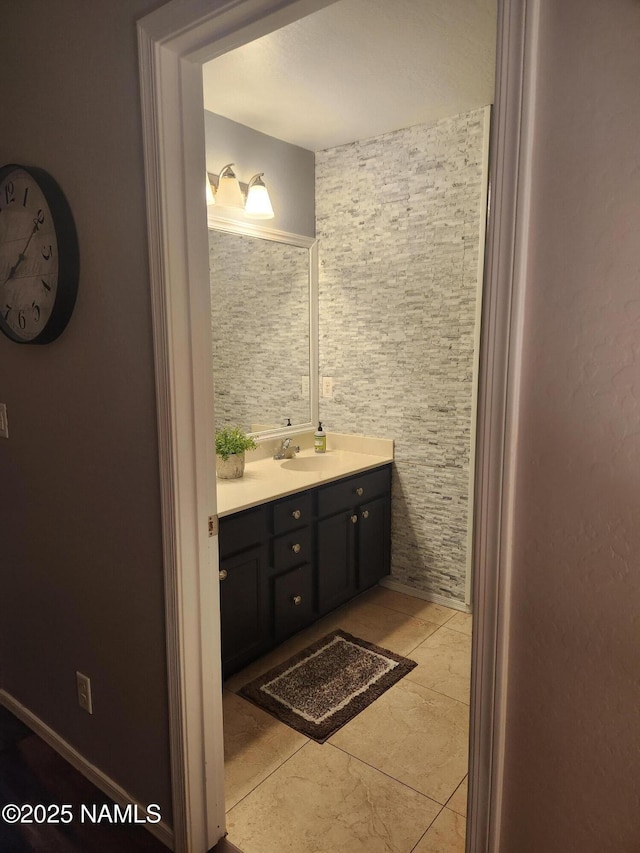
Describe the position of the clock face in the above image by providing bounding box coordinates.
[0,164,78,344]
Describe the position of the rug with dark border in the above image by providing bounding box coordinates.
[238,629,417,743]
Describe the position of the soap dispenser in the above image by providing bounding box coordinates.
[314,422,326,454]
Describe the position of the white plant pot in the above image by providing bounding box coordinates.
[216,452,245,479]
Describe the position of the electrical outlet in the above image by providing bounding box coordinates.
[0,403,8,439]
[322,377,334,398]
[76,671,93,714]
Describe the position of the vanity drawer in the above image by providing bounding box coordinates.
[272,526,312,573]
[219,505,269,559]
[273,491,312,534]
[273,563,313,640]
[317,465,391,517]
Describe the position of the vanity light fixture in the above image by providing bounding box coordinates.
[214,163,244,210]
[244,173,275,219]
[206,171,216,206]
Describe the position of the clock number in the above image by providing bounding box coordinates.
[4,181,15,205]
[23,186,29,207]
[41,279,51,292]
[18,310,26,330]
[3,304,11,320]
[42,244,53,260]
[32,302,41,323]
[34,209,45,230]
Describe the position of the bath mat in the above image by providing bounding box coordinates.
[239,630,417,743]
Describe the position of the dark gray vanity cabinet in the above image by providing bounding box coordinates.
[270,491,314,642]
[219,544,270,673]
[218,506,270,675]
[218,463,392,677]
[316,466,391,615]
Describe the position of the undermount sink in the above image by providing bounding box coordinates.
[280,455,341,472]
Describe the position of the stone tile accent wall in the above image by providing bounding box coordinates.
[209,229,310,432]
[316,109,488,603]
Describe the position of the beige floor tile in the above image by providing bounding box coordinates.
[224,587,447,693]
[406,627,472,704]
[362,587,459,625]
[446,776,468,817]
[329,679,468,805]
[223,691,307,810]
[317,598,441,657]
[413,808,466,852]
[226,740,440,853]
[445,612,472,636]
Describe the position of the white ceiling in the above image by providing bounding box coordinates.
[202,0,497,152]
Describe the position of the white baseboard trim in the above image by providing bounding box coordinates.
[379,577,472,614]
[0,691,174,851]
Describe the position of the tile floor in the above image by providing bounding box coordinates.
[222,586,472,853]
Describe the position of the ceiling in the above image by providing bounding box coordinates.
[202,0,497,152]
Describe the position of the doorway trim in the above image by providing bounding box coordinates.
[467,1,539,849]
[137,1,536,850]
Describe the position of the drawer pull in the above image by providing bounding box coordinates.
[350,514,358,524]
[219,569,228,581]
[355,487,364,496]
[292,595,303,606]
[292,509,302,520]
[292,543,301,554]
[362,510,369,519]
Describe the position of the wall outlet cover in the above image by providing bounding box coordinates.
[76,671,93,714]
[322,377,334,398]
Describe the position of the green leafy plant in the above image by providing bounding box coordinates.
[215,426,257,461]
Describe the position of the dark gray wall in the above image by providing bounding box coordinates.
[205,110,315,237]
[0,0,172,823]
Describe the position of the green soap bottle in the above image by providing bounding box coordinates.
[314,422,326,453]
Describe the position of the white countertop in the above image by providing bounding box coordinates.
[216,433,394,517]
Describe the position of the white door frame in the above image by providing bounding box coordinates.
[136,1,538,850]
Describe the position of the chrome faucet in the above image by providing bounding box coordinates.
[273,437,300,460]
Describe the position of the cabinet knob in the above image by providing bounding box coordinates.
[350,514,358,524]
[292,509,302,520]
[355,487,364,496]
[292,543,301,554]
[362,510,369,519]
[292,595,302,606]
[219,569,228,581]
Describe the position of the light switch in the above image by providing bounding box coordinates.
[0,403,8,439]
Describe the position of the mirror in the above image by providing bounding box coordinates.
[208,216,318,437]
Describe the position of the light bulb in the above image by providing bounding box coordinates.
[245,174,274,219]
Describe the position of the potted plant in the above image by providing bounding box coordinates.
[215,426,257,479]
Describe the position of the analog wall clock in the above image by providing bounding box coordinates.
[0,163,79,344]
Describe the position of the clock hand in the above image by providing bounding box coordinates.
[19,217,40,256]
[1,217,41,287]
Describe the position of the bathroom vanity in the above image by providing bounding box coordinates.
[217,436,393,677]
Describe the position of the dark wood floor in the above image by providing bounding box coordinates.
[0,705,169,852]
[0,705,244,852]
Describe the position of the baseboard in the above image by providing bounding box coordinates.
[379,577,472,614]
[0,690,174,851]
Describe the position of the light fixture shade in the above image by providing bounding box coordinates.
[206,172,215,206]
[215,163,244,210]
[245,173,275,219]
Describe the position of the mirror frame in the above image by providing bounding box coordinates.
[207,213,318,441]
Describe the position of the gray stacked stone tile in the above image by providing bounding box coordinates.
[316,108,487,603]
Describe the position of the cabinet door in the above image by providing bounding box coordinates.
[357,495,391,590]
[317,511,356,615]
[219,545,269,676]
